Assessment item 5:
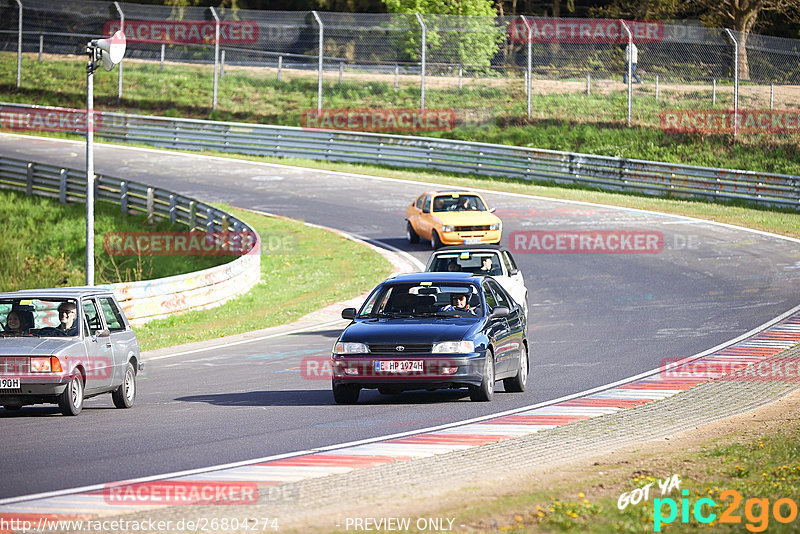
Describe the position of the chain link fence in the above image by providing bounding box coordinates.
[2,0,800,139]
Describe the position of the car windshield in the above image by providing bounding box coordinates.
[358,282,483,318]
[0,298,80,337]
[432,194,486,212]
[428,252,503,277]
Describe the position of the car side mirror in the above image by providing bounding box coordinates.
[95,328,110,338]
[489,306,509,319]
[341,308,356,320]
[489,207,496,213]
[422,207,430,213]
[509,268,519,275]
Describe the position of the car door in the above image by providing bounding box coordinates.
[98,296,135,387]
[501,250,527,308]
[81,297,114,391]
[482,281,513,374]
[416,195,434,240]
[487,279,525,376]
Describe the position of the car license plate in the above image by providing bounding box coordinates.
[463,238,482,244]
[374,360,423,373]
[0,378,20,389]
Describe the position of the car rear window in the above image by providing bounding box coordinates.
[428,252,502,276]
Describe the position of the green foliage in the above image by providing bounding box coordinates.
[383,0,503,69]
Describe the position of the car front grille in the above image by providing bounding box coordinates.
[368,343,432,354]
[455,225,491,232]
[0,357,29,374]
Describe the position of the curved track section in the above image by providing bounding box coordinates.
[1,134,799,500]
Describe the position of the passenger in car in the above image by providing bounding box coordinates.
[4,311,23,332]
[57,302,79,335]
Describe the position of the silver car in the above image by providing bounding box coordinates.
[425,245,528,317]
[0,288,141,416]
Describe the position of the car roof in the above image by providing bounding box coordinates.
[432,245,506,253]
[383,272,489,284]
[0,287,115,300]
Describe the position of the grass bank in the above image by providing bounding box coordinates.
[2,53,799,175]
[133,205,393,351]
[0,189,229,291]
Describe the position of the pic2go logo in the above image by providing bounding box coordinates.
[653,489,799,532]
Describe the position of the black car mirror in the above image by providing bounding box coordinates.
[489,306,509,319]
[341,308,357,320]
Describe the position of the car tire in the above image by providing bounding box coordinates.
[431,230,442,250]
[3,404,22,411]
[503,343,528,393]
[58,372,84,416]
[112,362,136,409]
[333,383,360,404]
[470,351,495,402]
[406,222,420,244]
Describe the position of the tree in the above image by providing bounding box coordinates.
[383,0,504,70]
[688,0,800,79]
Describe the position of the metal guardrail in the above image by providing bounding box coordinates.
[0,153,261,325]
[1,103,799,210]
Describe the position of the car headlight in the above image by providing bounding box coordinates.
[489,223,501,231]
[432,341,475,353]
[30,356,62,373]
[333,342,370,354]
[441,225,455,233]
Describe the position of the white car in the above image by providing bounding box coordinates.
[425,245,528,317]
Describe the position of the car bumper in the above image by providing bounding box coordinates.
[0,380,68,405]
[331,352,488,390]
[440,230,502,246]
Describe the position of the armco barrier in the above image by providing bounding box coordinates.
[0,154,261,326]
[1,102,796,209]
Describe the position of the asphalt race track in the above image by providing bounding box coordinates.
[1,135,799,499]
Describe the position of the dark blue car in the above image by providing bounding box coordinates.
[331,272,528,404]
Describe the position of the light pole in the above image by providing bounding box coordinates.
[85,30,125,286]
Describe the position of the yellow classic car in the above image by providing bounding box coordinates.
[406,190,502,249]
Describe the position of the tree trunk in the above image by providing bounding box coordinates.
[737,30,750,81]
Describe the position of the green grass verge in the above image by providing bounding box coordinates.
[2,53,799,175]
[432,414,800,533]
[133,205,393,351]
[0,189,229,291]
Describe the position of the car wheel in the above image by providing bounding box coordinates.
[470,351,495,401]
[3,404,22,411]
[58,373,84,416]
[406,222,420,244]
[333,383,360,404]
[503,343,528,393]
[112,362,136,409]
[431,230,442,250]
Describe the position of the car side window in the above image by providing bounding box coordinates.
[82,299,103,336]
[415,195,424,209]
[487,281,511,308]
[422,196,431,213]
[99,297,126,332]
[483,283,498,310]
[503,251,518,273]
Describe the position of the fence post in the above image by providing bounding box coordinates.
[38,34,43,61]
[415,13,426,111]
[220,49,226,77]
[205,208,215,232]
[725,29,739,138]
[621,20,633,127]
[395,64,399,89]
[114,2,124,101]
[277,55,282,81]
[146,187,155,224]
[458,65,462,90]
[210,7,220,111]
[120,181,128,213]
[586,72,591,95]
[521,15,532,120]
[312,11,323,112]
[655,74,659,101]
[26,162,33,195]
[712,79,716,105]
[160,43,165,71]
[15,0,22,87]
[189,200,197,229]
[339,61,343,84]
[770,82,774,110]
[169,194,177,223]
[59,169,68,203]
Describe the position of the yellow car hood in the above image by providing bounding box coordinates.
[432,211,502,226]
